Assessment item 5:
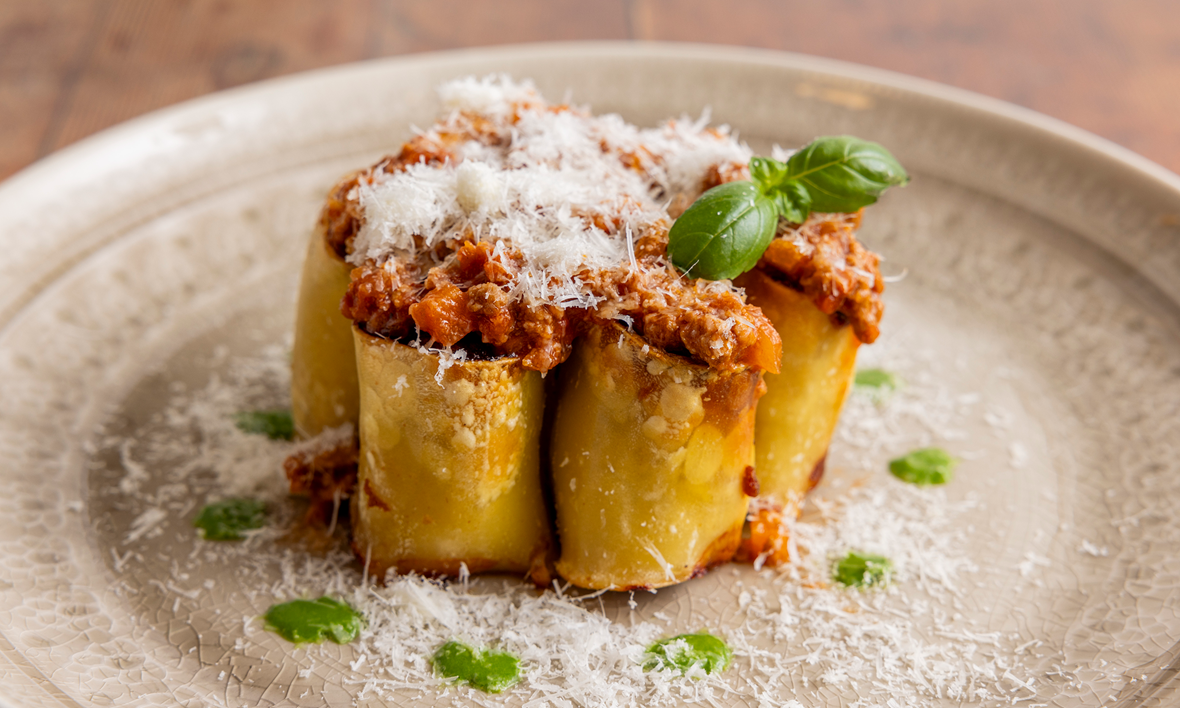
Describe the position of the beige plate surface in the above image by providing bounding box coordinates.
[1,43,1179,707]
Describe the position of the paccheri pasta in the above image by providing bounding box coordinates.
[287,76,891,589]
[736,210,882,514]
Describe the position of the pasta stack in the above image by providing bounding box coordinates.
[288,77,887,590]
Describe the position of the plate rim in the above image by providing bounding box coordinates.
[5,40,1180,199]
[2,40,1179,707]
[4,40,1180,343]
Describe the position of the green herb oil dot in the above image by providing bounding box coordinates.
[433,640,521,693]
[889,447,956,486]
[263,596,363,645]
[193,498,266,540]
[833,551,892,588]
[643,632,732,676]
[854,368,902,392]
[234,409,295,440]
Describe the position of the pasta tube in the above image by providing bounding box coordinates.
[549,324,762,590]
[350,327,551,580]
[737,268,859,504]
[291,227,359,438]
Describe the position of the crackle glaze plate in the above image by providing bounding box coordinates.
[2,43,1180,707]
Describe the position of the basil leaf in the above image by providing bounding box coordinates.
[234,409,295,440]
[643,633,732,675]
[772,181,812,224]
[889,447,956,486]
[751,158,811,223]
[264,596,364,645]
[749,156,790,192]
[433,641,521,693]
[194,498,267,540]
[667,136,906,280]
[833,551,892,588]
[667,181,779,280]
[783,136,909,213]
[854,368,902,391]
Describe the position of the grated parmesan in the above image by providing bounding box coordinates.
[93,336,1060,707]
[348,75,752,311]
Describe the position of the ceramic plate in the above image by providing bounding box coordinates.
[2,43,1179,708]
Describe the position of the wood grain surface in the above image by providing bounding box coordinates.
[3,0,1180,181]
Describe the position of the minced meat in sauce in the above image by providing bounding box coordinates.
[342,230,782,374]
[757,211,884,344]
[322,92,882,374]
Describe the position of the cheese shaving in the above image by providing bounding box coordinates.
[92,339,1065,707]
[348,76,752,310]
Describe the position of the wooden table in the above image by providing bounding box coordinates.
[4,0,1180,181]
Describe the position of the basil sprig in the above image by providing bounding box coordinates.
[664,181,780,282]
[667,135,908,280]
